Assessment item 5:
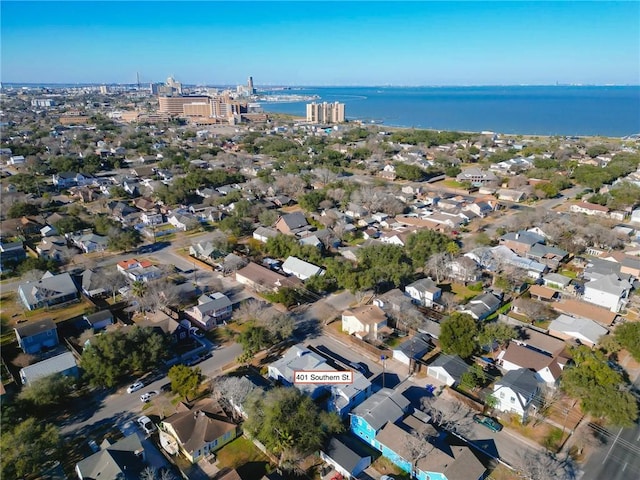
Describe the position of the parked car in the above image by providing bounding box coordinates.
[473,414,503,432]
[140,390,159,403]
[127,381,144,394]
[137,416,157,435]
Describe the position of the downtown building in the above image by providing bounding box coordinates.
[306,101,345,124]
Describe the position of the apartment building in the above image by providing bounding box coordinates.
[306,101,345,124]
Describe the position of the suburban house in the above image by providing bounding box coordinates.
[83,310,114,331]
[493,368,541,422]
[553,298,618,327]
[281,256,325,280]
[75,434,148,480]
[446,256,481,284]
[186,292,233,330]
[19,350,79,385]
[18,271,79,311]
[268,344,372,417]
[252,226,279,243]
[548,314,608,348]
[497,188,525,203]
[189,240,226,263]
[14,318,60,354]
[498,342,565,386]
[427,354,468,386]
[235,262,302,292]
[319,436,372,480]
[374,417,486,480]
[570,201,610,217]
[460,292,502,321]
[512,327,566,358]
[274,212,310,235]
[0,241,26,273]
[526,284,560,302]
[117,258,162,283]
[342,305,390,341]
[542,273,573,290]
[80,269,106,298]
[404,277,442,307]
[350,388,411,447]
[499,231,544,256]
[392,333,433,367]
[583,273,632,313]
[53,172,78,188]
[68,232,109,253]
[168,212,199,231]
[527,244,568,269]
[456,167,498,185]
[161,399,238,463]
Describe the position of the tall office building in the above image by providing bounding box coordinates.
[247,76,255,94]
[306,101,345,124]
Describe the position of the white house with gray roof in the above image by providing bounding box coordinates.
[548,314,608,348]
[404,277,441,307]
[19,350,79,385]
[583,273,632,313]
[493,368,540,421]
[18,272,78,311]
[186,292,232,330]
[281,256,325,280]
[268,344,372,417]
[75,434,147,480]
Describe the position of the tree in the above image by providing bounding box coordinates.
[17,373,75,407]
[439,313,479,359]
[1,418,60,479]
[94,268,128,302]
[405,230,450,266]
[561,347,638,427]
[420,397,470,432]
[460,363,486,390]
[7,201,39,218]
[424,252,450,282]
[516,450,577,480]
[212,376,257,421]
[405,423,435,476]
[168,364,201,401]
[108,228,142,252]
[478,322,517,350]
[53,216,88,234]
[614,322,640,361]
[81,326,169,387]
[238,325,272,355]
[244,387,343,463]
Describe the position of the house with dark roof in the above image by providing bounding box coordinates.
[319,436,372,479]
[274,212,310,235]
[350,388,411,447]
[427,354,468,386]
[235,262,302,293]
[499,231,545,256]
[0,241,25,273]
[493,368,541,421]
[460,292,502,321]
[161,399,238,463]
[392,334,433,367]
[75,434,147,480]
[498,342,565,386]
[83,310,114,331]
[18,272,78,311]
[15,318,59,354]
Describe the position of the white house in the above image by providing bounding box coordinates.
[281,256,325,281]
[404,277,441,307]
[493,368,540,421]
[498,343,564,386]
[548,314,608,348]
[583,274,632,313]
[427,354,468,386]
[342,305,389,341]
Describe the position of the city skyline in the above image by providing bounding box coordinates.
[1,1,639,86]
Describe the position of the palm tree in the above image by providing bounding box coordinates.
[132,280,147,311]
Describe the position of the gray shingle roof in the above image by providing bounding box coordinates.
[19,351,77,385]
[322,436,370,473]
[351,388,410,431]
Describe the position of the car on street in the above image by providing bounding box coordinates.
[140,390,159,403]
[473,414,503,432]
[137,416,157,435]
[127,381,144,394]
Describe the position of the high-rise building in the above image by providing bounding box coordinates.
[158,96,210,115]
[247,76,255,94]
[306,101,345,124]
[166,76,182,95]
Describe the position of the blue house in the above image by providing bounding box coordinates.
[349,388,410,448]
[14,318,59,354]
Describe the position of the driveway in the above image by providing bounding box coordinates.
[119,419,170,471]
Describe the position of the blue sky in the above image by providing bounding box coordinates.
[1,1,639,85]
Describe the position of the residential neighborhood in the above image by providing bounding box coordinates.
[1,81,640,480]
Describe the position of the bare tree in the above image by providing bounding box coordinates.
[21,269,46,282]
[512,298,553,323]
[157,469,176,480]
[425,252,450,282]
[94,268,127,302]
[234,299,268,324]
[212,376,257,421]
[313,168,337,187]
[140,278,179,313]
[421,397,471,433]
[405,424,435,476]
[516,450,577,480]
[13,353,36,368]
[439,291,457,313]
[78,328,96,348]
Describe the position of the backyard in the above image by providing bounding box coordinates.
[214,436,271,479]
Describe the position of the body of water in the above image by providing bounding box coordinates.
[261,86,640,137]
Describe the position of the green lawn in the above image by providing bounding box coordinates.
[215,436,271,478]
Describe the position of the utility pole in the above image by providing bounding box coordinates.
[381,354,386,389]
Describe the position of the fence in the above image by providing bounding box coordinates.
[498,314,548,333]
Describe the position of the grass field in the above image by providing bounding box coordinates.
[215,436,271,479]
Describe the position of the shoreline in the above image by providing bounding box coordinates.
[263,112,633,141]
